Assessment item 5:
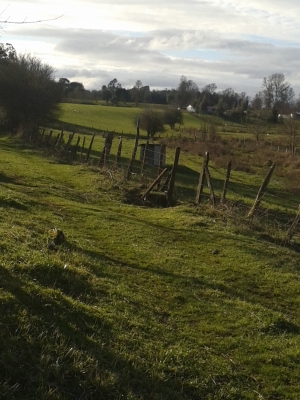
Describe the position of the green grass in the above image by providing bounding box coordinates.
[57,103,210,138]
[1,132,300,399]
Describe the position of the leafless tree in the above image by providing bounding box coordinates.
[262,73,295,110]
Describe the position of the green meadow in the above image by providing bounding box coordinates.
[58,103,203,135]
[1,105,300,399]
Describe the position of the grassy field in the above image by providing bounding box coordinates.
[57,103,205,136]
[1,106,300,399]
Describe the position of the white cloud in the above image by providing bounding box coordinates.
[2,0,300,96]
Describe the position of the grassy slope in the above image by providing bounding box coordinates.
[58,103,203,135]
[1,135,300,399]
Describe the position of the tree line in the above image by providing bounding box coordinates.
[60,74,300,116]
[1,41,300,137]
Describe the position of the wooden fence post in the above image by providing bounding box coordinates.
[39,129,45,145]
[62,132,75,154]
[115,137,123,166]
[85,133,95,164]
[45,130,53,146]
[54,131,62,147]
[72,136,81,161]
[220,160,232,204]
[166,146,180,206]
[157,144,164,175]
[99,132,114,167]
[56,131,64,148]
[195,152,209,204]
[205,165,215,207]
[80,136,86,162]
[247,163,275,219]
[126,119,140,180]
[140,140,149,177]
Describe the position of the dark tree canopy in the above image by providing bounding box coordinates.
[177,76,198,108]
[0,45,62,135]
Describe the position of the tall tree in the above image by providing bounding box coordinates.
[101,85,111,104]
[216,97,225,116]
[107,78,122,105]
[177,76,198,108]
[131,80,144,105]
[199,94,208,113]
[262,73,295,110]
[202,83,217,94]
[251,92,263,110]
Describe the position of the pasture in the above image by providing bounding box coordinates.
[1,105,300,399]
[58,103,204,136]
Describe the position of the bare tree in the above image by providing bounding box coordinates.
[262,73,295,110]
[0,6,64,25]
[202,83,217,94]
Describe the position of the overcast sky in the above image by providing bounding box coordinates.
[2,0,300,98]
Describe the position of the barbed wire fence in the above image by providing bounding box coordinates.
[28,124,300,246]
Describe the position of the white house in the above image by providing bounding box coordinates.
[186,105,196,113]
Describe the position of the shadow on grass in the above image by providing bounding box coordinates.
[0,265,205,400]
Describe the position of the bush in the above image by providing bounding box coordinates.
[138,109,165,138]
[163,108,182,130]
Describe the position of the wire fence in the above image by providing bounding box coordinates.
[28,127,300,244]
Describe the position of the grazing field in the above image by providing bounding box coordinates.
[1,108,300,399]
[57,103,204,136]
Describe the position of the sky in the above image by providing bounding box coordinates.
[2,0,300,98]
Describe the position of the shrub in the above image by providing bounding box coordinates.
[138,109,165,138]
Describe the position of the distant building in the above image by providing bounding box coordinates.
[278,114,293,119]
[186,105,196,113]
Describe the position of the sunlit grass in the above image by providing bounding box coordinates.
[1,134,300,399]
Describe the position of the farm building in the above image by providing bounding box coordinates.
[139,144,166,167]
